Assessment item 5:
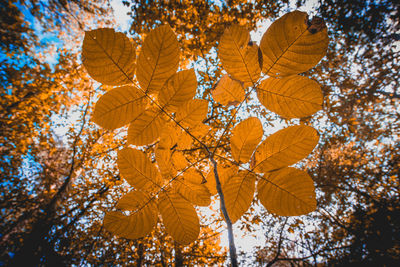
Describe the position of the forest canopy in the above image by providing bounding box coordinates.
[0,0,399,266]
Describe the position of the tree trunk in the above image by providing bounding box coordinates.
[174,242,184,267]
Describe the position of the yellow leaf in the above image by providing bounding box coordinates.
[158,69,197,112]
[257,76,323,119]
[254,125,319,173]
[158,123,179,149]
[104,190,157,239]
[183,168,204,184]
[82,28,135,85]
[223,170,256,223]
[173,177,211,206]
[212,74,245,106]
[171,151,188,171]
[257,167,316,216]
[175,99,208,128]
[117,148,162,190]
[231,117,263,163]
[190,123,211,136]
[176,123,211,149]
[92,85,147,130]
[260,11,329,77]
[218,25,261,87]
[176,130,193,149]
[136,25,180,93]
[205,165,239,195]
[128,107,166,146]
[155,124,179,179]
[158,191,200,245]
[155,145,175,179]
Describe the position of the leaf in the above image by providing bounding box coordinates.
[155,145,175,179]
[158,123,179,149]
[176,123,211,149]
[183,168,204,184]
[128,107,166,146]
[260,11,329,77]
[257,167,316,216]
[155,124,179,179]
[231,117,263,163]
[205,165,239,195]
[171,151,189,171]
[104,191,157,239]
[212,74,245,106]
[175,99,208,128]
[174,177,211,206]
[223,170,256,223]
[253,125,319,173]
[257,76,323,119]
[117,148,162,190]
[92,85,147,130]
[218,25,261,87]
[158,191,200,245]
[136,25,180,93]
[176,130,193,149]
[82,28,135,86]
[158,69,197,112]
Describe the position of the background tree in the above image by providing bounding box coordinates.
[0,1,226,266]
[251,0,400,265]
[1,0,399,266]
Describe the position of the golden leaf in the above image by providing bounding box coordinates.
[254,125,319,173]
[212,74,245,106]
[175,99,208,128]
[183,168,204,185]
[260,11,329,77]
[82,28,135,86]
[158,123,179,149]
[104,190,157,239]
[158,191,200,245]
[231,117,263,163]
[158,69,197,112]
[205,165,239,195]
[155,145,175,179]
[223,170,256,223]
[176,123,211,149]
[155,124,179,179]
[136,25,180,93]
[117,148,162,190]
[218,25,261,87]
[257,167,316,216]
[176,130,193,150]
[257,76,323,119]
[171,151,189,171]
[173,177,211,206]
[128,107,166,146]
[92,85,147,130]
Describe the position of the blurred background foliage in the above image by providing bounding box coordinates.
[0,0,399,266]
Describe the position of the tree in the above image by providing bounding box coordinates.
[82,7,330,265]
[0,1,226,266]
[2,0,399,266]
[250,0,399,265]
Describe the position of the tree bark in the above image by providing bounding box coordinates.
[210,157,238,267]
[174,242,184,267]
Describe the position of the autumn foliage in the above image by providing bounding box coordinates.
[81,10,329,258]
[2,0,400,266]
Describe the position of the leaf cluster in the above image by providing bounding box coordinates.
[82,11,329,247]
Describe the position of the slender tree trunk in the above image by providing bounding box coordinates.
[210,158,238,267]
[136,241,144,267]
[174,242,184,267]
